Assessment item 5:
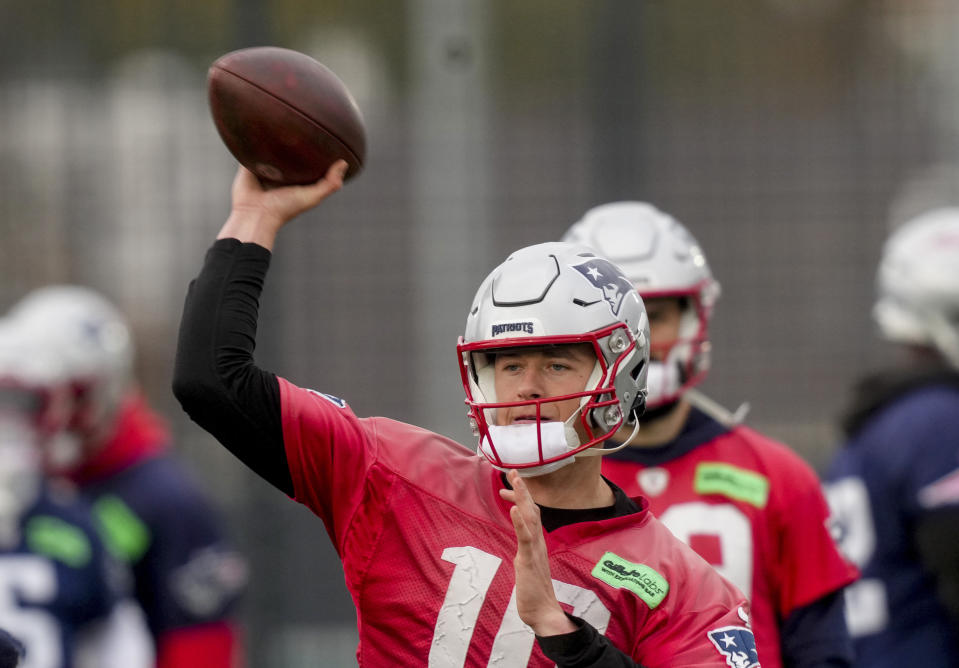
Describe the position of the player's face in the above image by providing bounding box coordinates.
[644,297,683,361]
[492,343,596,426]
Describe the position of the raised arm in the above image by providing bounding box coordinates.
[172,162,347,495]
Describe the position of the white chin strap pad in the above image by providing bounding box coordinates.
[645,359,682,408]
[481,422,579,477]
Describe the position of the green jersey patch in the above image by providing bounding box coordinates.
[694,462,769,508]
[26,516,92,568]
[592,552,669,609]
[93,495,151,563]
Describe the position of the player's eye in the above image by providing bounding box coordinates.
[496,360,522,373]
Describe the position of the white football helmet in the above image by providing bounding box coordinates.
[7,286,134,467]
[563,202,720,408]
[873,207,959,369]
[458,242,650,476]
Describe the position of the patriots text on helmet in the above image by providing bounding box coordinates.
[491,322,535,337]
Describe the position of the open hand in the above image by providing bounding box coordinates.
[499,469,576,637]
[218,159,348,249]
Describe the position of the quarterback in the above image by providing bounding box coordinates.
[174,161,761,666]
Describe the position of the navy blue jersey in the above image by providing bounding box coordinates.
[825,381,959,667]
[82,454,246,639]
[0,487,121,668]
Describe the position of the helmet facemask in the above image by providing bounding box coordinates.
[0,393,45,537]
[643,290,715,408]
[8,286,134,464]
[0,324,78,537]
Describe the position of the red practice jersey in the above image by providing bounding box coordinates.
[279,378,759,667]
[603,406,858,668]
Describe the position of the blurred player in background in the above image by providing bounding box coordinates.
[563,202,859,668]
[0,319,152,667]
[173,162,762,667]
[823,208,959,667]
[6,286,247,668]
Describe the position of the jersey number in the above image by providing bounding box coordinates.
[657,502,753,598]
[823,477,888,637]
[428,546,611,667]
[0,556,60,667]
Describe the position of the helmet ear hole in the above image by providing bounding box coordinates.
[627,358,647,419]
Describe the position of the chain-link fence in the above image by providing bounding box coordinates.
[2,1,957,664]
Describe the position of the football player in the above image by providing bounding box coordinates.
[6,287,248,668]
[173,161,764,667]
[563,202,859,668]
[823,208,959,667]
[0,319,152,667]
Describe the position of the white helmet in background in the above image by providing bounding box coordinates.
[7,286,134,463]
[0,319,74,538]
[873,207,959,369]
[563,202,720,408]
[458,242,650,477]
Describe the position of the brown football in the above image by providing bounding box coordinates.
[207,46,367,185]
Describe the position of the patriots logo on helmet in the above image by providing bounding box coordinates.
[707,626,760,668]
[571,257,635,317]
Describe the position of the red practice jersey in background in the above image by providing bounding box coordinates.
[279,378,759,667]
[603,406,858,668]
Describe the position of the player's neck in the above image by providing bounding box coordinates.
[614,398,691,448]
[522,457,615,510]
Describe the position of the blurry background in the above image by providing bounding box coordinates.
[2,0,958,665]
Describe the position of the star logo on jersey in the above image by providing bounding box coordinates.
[570,257,636,317]
[707,625,760,668]
[637,467,669,496]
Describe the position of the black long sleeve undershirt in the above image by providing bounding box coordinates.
[173,239,644,668]
[173,239,293,495]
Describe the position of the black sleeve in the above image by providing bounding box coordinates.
[536,614,645,668]
[172,238,294,496]
[779,590,854,668]
[915,506,959,633]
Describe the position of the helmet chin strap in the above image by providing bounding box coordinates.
[578,411,641,457]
